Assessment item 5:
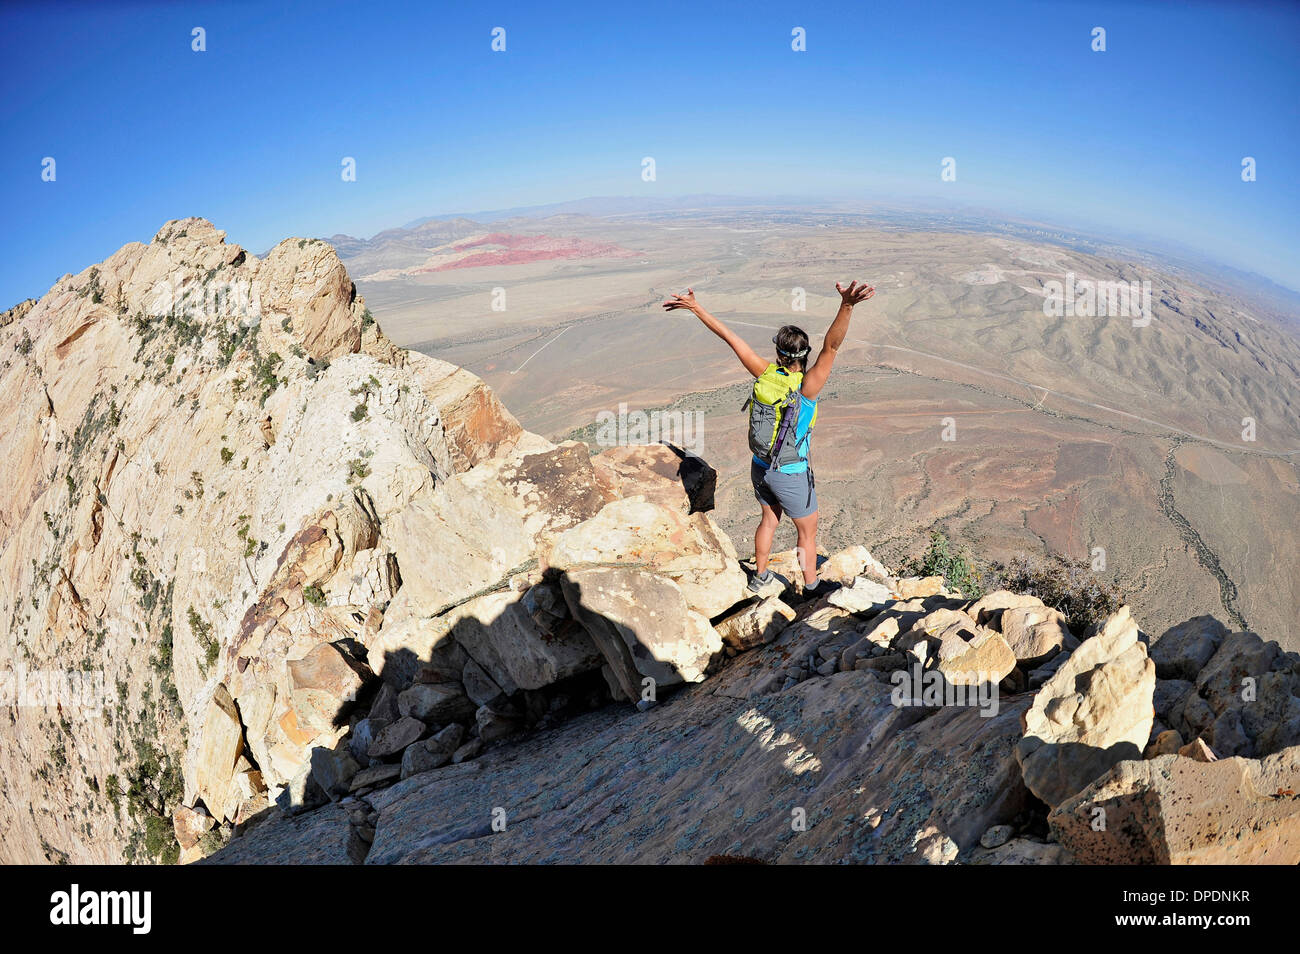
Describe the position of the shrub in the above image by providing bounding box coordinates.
[905,530,984,598]
[986,553,1124,635]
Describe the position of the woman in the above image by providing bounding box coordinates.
[662,281,876,596]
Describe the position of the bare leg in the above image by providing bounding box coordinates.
[791,510,819,585]
[754,502,782,574]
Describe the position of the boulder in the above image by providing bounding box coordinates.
[714,596,796,651]
[286,642,371,734]
[1152,678,1194,722]
[277,759,329,814]
[310,746,361,799]
[368,683,401,723]
[966,590,1045,628]
[426,723,466,756]
[366,603,470,688]
[1151,615,1228,680]
[971,838,1073,865]
[348,717,389,763]
[979,824,1015,849]
[172,805,215,850]
[1050,749,1300,864]
[998,605,1068,666]
[1179,737,1218,762]
[1196,630,1280,712]
[476,700,526,744]
[894,576,945,599]
[1016,606,1156,808]
[825,577,893,615]
[349,763,402,792]
[1144,729,1183,758]
[817,545,892,585]
[449,590,602,695]
[520,579,572,637]
[548,497,746,618]
[462,659,504,706]
[559,566,722,701]
[397,682,476,727]
[367,716,426,759]
[936,627,1017,687]
[400,738,454,779]
[194,684,246,823]
[893,608,1017,686]
[452,738,483,764]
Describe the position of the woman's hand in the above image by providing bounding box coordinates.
[835,280,875,306]
[662,288,700,313]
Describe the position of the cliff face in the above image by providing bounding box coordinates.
[3,220,1298,866]
[0,219,530,863]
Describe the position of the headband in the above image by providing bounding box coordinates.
[773,335,809,360]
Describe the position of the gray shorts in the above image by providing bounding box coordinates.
[751,460,818,519]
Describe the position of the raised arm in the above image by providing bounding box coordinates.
[662,288,768,377]
[800,280,875,399]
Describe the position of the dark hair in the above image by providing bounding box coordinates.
[773,325,810,372]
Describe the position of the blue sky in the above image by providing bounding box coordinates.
[2,0,1297,306]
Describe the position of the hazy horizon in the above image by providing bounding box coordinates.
[2,0,1297,306]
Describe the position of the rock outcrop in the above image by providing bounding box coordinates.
[4,219,1298,868]
[1016,606,1156,808]
[1050,749,1300,863]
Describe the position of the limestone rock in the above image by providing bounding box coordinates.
[998,605,1068,666]
[448,590,602,695]
[310,746,361,799]
[1179,737,1218,762]
[714,596,796,651]
[404,351,526,471]
[590,443,716,514]
[172,805,215,850]
[559,566,722,701]
[894,576,945,599]
[548,497,746,618]
[287,642,371,734]
[1144,728,1184,758]
[817,545,892,585]
[1151,615,1228,680]
[397,682,476,727]
[1016,606,1156,808]
[967,590,1045,628]
[1050,749,1300,864]
[194,684,246,823]
[826,577,893,615]
[367,716,425,759]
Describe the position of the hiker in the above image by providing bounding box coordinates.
[662,281,876,596]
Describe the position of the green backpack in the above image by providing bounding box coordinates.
[744,364,818,468]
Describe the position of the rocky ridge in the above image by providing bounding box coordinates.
[1,220,1297,865]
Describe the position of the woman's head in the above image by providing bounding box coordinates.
[773,325,810,372]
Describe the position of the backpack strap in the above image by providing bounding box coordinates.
[768,390,800,462]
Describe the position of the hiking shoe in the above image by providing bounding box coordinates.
[802,579,840,600]
[747,570,776,593]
